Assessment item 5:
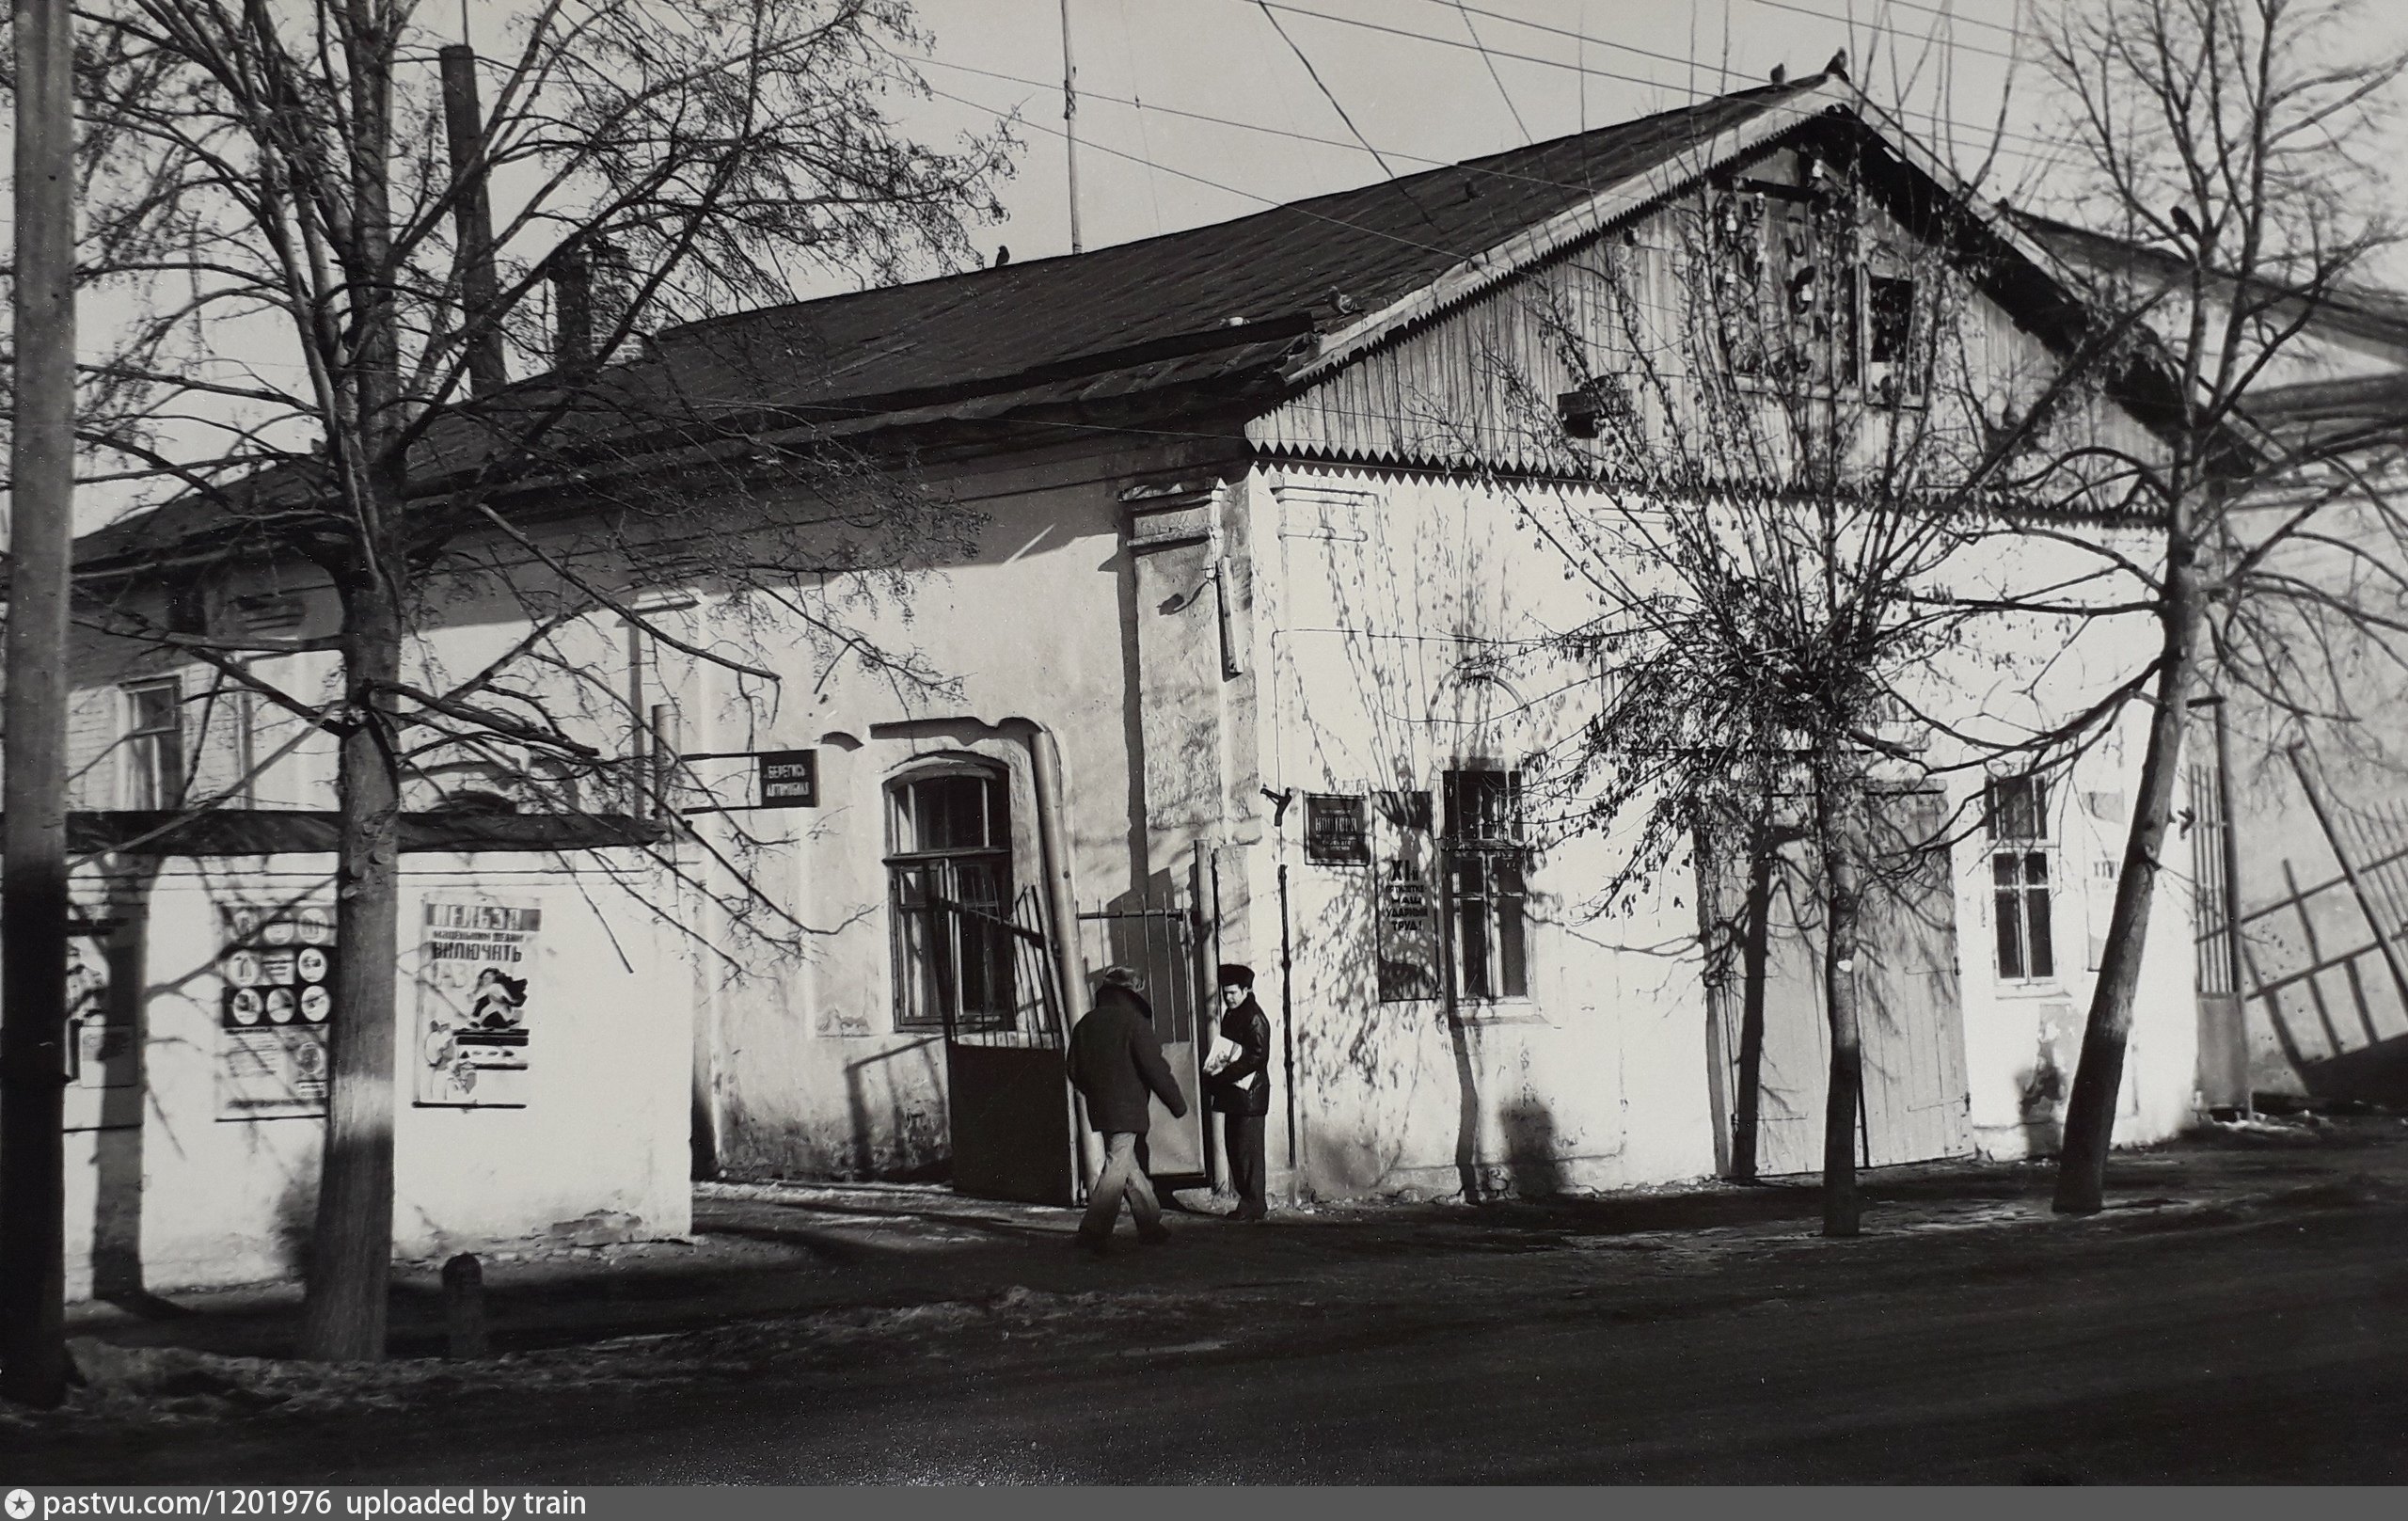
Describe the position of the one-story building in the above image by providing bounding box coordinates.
[40,66,2216,1294]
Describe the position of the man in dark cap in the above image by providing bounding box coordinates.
[1066,965,1186,1255]
[1205,963,1273,1221]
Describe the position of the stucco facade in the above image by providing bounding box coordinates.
[34,74,2231,1298]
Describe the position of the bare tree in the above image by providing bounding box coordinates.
[2023,0,2408,1213]
[41,0,1011,1363]
[1466,118,2109,1234]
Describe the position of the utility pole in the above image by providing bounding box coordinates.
[1059,0,1084,254]
[3,0,81,1409]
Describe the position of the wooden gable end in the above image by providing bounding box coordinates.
[1248,152,2163,484]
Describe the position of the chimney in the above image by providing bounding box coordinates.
[550,243,593,368]
[588,240,633,359]
[549,240,636,370]
[438,45,507,396]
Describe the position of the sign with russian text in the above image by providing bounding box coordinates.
[415,898,544,1109]
[756,749,818,808]
[216,902,338,1120]
[1374,790,1442,1003]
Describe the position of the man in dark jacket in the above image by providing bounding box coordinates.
[1066,966,1187,1254]
[1205,963,1273,1222]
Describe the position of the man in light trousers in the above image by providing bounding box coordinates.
[1066,966,1188,1255]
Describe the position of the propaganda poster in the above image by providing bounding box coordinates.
[415,898,543,1108]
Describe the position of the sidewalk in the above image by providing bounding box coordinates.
[58,1112,2408,1368]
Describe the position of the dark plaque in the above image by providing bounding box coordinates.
[756,750,818,808]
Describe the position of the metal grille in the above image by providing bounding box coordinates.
[1077,888,1201,1046]
[923,884,1066,1051]
[2188,755,2235,996]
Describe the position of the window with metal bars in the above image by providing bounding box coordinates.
[1444,768,1528,1002]
[885,765,1013,1033]
[1986,774,2056,981]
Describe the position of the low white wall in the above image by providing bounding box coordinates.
[62,851,689,1298]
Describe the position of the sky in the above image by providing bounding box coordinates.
[863,0,2074,285]
[28,0,2408,531]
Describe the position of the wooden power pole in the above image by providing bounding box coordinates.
[1059,0,1083,255]
[3,0,81,1409]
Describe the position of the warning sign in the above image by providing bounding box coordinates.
[756,749,818,808]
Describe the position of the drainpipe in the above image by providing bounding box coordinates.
[1278,862,1298,1192]
[1008,719,1100,1196]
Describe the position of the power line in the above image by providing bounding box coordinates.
[1240,0,2057,152]
[917,78,1482,261]
[1418,0,1746,85]
[1114,0,1166,235]
[1453,1,1535,146]
[914,53,1608,193]
[1255,0,1404,180]
[1849,0,2029,41]
[1740,0,2023,65]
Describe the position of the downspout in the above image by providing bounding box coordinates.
[2212,699,2250,1120]
[1278,862,1297,1187]
[1013,719,1100,1196]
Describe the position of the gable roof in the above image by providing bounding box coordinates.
[640,74,1840,427]
[78,68,2155,573]
[2008,209,2408,459]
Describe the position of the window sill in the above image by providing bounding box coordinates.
[1989,977,2068,1000]
[1453,997,1547,1025]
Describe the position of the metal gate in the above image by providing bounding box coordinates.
[918,883,1078,1205]
[1077,887,1211,1183]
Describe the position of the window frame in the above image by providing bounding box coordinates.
[1863,271,1929,402]
[883,761,1015,1034]
[121,678,186,811]
[1442,768,1529,1005]
[1985,774,2058,985]
[1713,180,1930,408]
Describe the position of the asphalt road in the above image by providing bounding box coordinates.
[20,1187,2408,1483]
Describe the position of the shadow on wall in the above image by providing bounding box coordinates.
[272,1164,319,1278]
[1498,1096,1565,1198]
[2016,1046,2067,1158]
[842,1038,949,1181]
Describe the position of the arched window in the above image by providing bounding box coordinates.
[885,761,1013,1032]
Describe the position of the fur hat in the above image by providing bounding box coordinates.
[1217,963,1255,990]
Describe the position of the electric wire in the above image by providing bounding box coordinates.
[1452,0,1536,145]
[1740,0,2024,65]
[1255,0,1405,180]
[1238,0,2058,155]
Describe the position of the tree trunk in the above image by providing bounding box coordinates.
[1816,767,1864,1238]
[0,0,79,1409]
[298,582,404,1361]
[1731,833,1776,1182]
[2054,503,2204,1214]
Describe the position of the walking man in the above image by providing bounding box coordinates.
[1067,966,1187,1255]
[1206,963,1273,1222]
